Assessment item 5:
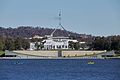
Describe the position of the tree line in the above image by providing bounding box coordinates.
[0,26,82,38]
[0,37,30,51]
[92,36,120,51]
[68,35,120,51]
[0,35,120,51]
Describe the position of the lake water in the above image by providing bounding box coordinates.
[0,59,120,80]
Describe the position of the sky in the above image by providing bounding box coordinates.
[0,0,120,36]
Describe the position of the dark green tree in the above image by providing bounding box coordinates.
[74,42,80,50]
[4,38,14,51]
[21,39,30,50]
[35,42,40,50]
[68,41,74,49]
[0,37,5,51]
[14,37,22,50]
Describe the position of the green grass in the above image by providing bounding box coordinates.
[0,51,5,56]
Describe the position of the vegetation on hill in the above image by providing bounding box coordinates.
[0,26,120,53]
[0,26,82,38]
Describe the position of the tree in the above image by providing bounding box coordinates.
[74,42,80,50]
[14,37,22,50]
[69,41,74,49]
[39,43,44,50]
[4,38,14,51]
[69,41,80,50]
[0,37,5,51]
[21,39,30,50]
[35,42,40,50]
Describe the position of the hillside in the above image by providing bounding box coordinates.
[0,26,91,39]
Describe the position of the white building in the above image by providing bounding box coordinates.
[33,35,43,39]
[43,36,69,50]
[42,33,79,50]
[29,36,78,50]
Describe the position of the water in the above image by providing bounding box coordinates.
[0,59,120,80]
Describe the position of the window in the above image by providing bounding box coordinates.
[57,45,59,48]
[52,46,55,49]
[62,45,64,48]
[59,45,61,48]
[65,46,67,48]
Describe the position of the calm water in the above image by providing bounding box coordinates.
[0,59,120,80]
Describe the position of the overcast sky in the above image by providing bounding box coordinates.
[0,0,120,36]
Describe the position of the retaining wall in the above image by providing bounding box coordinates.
[13,51,58,57]
[62,51,106,57]
[12,50,106,57]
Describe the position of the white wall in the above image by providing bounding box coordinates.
[13,50,106,57]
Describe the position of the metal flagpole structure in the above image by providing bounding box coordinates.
[51,10,70,37]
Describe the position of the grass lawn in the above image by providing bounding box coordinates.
[0,51,5,56]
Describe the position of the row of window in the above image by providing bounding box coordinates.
[56,45,68,49]
[45,45,68,49]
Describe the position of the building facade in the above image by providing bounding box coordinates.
[29,36,78,50]
[43,36,69,50]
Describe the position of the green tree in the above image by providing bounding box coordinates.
[37,42,44,50]
[21,39,30,50]
[14,37,22,50]
[4,38,14,51]
[0,37,5,51]
[74,42,80,50]
[35,42,40,50]
[69,41,74,49]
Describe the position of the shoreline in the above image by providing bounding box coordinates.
[0,57,120,60]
